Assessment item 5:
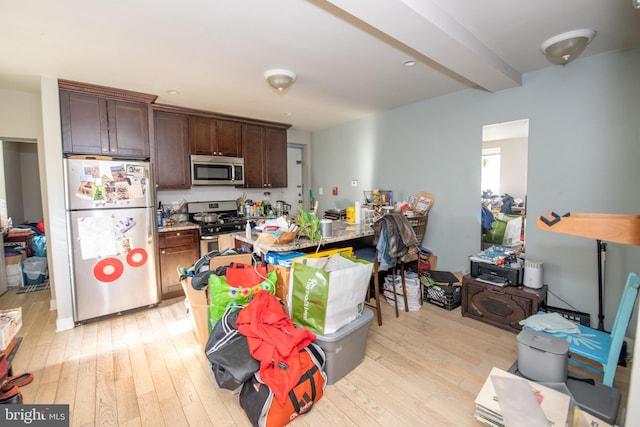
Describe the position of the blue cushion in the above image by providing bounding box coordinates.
[354,247,376,263]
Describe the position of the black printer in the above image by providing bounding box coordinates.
[470,258,523,286]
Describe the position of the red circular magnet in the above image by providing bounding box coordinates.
[126,248,148,267]
[93,258,124,282]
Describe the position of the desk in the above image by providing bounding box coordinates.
[233,221,374,254]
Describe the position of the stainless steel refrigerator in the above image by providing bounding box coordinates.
[64,158,159,322]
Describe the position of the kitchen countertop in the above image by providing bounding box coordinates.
[232,220,374,253]
[157,222,199,232]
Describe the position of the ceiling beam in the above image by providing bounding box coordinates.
[325,0,522,92]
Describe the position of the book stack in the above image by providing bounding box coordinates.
[383,273,421,311]
[474,367,572,427]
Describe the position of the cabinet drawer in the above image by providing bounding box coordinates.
[158,229,198,248]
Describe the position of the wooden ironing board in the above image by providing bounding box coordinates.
[536,212,640,246]
[536,211,640,331]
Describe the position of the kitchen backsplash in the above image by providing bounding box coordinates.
[158,187,291,209]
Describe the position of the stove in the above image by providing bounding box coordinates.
[187,200,250,256]
[187,200,247,237]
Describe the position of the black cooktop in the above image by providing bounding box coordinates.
[187,200,248,236]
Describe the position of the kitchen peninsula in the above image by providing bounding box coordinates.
[233,220,374,254]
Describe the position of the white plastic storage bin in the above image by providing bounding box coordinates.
[6,263,24,288]
[313,307,374,384]
[22,256,48,286]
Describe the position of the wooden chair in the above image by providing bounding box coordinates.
[354,213,420,326]
[543,271,640,386]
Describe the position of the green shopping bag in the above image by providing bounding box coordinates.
[288,253,373,334]
[208,271,277,326]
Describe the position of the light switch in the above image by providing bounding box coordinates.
[318,187,323,195]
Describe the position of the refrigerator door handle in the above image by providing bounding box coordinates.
[148,208,153,243]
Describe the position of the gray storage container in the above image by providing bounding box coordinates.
[517,329,569,383]
[314,307,374,384]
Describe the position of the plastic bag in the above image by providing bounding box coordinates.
[33,235,46,257]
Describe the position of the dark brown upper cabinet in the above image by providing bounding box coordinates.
[59,80,156,158]
[189,116,241,157]
[241,124,287,189]
[153,110,190,190]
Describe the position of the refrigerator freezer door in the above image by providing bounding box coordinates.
[64,158,152,211]
[69,207,158,322]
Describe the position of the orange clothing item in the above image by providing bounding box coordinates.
[236,291,316,405]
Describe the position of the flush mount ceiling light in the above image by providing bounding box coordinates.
[540,29,596,65]
[264,69,296,92]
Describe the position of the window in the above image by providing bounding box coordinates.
[481,147,501,196]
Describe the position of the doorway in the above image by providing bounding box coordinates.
[480,119,529,248]
[1,139,43,227]
[281,144,304,213]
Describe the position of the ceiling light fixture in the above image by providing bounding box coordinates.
[633,0,640,9]
[166,89,179,95]
[540,29,596,65]
[264,69,296,93]
[402,60,417,67]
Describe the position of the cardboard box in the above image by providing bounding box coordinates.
[181,253,253,348]
[0,308,22,351]
[181,277,210,349]
[4,253,25,265]
[418,248,437,272]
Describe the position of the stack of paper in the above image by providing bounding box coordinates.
[474,367,572,427]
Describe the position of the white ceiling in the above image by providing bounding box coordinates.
[1,0,639,133]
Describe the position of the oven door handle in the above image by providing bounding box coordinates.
[201,235,219,241]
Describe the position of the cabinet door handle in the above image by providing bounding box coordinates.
[176,232,181,236]
[161,250,166,254]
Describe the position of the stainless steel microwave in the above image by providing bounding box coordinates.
[190,155,245,186]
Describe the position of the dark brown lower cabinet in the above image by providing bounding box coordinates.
[158,229,199,300]
[461,275,547,333]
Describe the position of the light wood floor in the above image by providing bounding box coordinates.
[0,286,631,426]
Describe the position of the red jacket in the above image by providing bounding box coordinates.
[237,290,316,404]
